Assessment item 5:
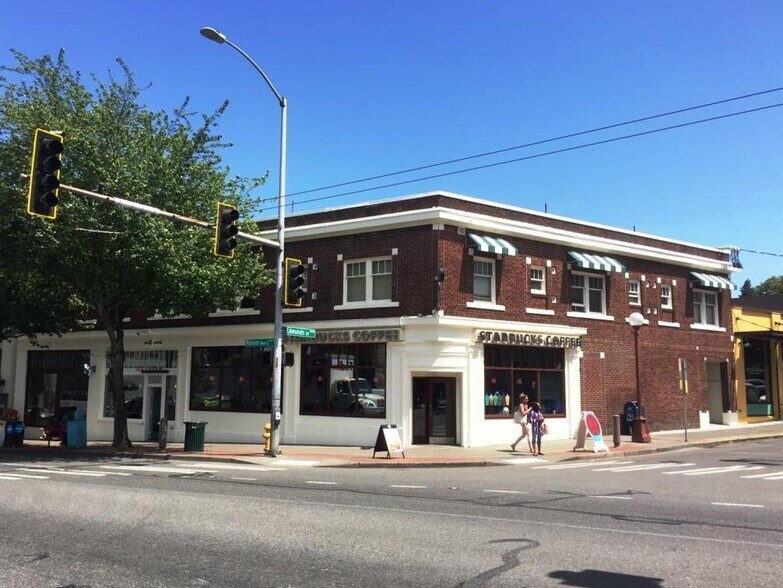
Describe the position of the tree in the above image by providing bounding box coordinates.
[751,275,783,296]
[0,50,273,448]
[739,279,753,298]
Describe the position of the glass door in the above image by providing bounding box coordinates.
[412,377,456,445]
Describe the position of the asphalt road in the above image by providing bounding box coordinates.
[2,439,782,587]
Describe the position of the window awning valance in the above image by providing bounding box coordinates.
[690,272,735,290]
[568,251,626,273]
[468,234,517,256]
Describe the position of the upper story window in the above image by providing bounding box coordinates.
[660,285,673,310]
[473,258,495,303]
[571,273,606,314]
[530,266,546,295]
[693,289,719,326]
[345,258,392,304]
[628,280,641,306]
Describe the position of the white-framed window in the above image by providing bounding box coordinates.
[473,258,495,303]
[693,289,719,326]
[344,257,392,304]
[660,285,672,310]
[530,266,546,295]
[628,280,641,306]
[570,272,606,314]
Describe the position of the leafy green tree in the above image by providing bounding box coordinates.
[739,279,753,298]
[751,275,783,296]
[0,50,273,448]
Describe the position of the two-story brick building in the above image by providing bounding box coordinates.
[3,191,739,447]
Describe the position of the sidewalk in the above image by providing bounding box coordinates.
[8,420,783,468]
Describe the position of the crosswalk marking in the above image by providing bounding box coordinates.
[0,475,22,480]
[663,465,763,476]
[306,481,338,485]
[712,502,764,508]
[17,468,106,477]
[99,465,217,474]
[502,457,546,465]
[485,489,526,495]
[390,484,427,489]
[5,473,50,479]
[173,462,286,472]
[592,463,695,472]
[741,472,783,479]
[534,460,634,470]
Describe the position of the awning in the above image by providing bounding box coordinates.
[468,234,517,256]
[567,251,626,273]
[690,272,735,290]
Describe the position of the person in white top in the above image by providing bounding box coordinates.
[510,393,533,453]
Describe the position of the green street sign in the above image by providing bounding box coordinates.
[245,338,274,348]
[283,326,316,339]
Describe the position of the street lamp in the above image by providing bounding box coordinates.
[201,26,287,456]
[628,312,651,443]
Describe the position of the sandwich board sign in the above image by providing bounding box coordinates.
[572,411,609,454]
[373,424,405,459]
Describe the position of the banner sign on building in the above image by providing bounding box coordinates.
[476,330,582,348]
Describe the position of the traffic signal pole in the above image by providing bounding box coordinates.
[51,182,280,248]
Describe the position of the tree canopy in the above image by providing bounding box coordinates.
[0,50,273,446]
[739,275,783,297]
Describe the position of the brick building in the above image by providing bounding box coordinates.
[3,191,739,447]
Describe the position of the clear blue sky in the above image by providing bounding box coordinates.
[3,1,781,289]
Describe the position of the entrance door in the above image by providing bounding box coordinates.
[412,377,456,445]
[147,385,162,441]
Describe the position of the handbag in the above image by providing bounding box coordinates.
[513,410,522,424]
[541,422,548,435]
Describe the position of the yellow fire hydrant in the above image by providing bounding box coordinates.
[263,423,272,453]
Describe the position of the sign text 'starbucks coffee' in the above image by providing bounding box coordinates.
[476,330,582,348]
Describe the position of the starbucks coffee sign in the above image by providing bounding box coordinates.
[476,330,582,348]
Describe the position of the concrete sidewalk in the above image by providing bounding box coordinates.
[9,420,783,468]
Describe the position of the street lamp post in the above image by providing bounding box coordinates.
[628,312,651,443]
[201,26,287,456]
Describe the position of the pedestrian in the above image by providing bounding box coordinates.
[510,394,533,453]
[527,401,545,456]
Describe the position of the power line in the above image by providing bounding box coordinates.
[282,85,783,201]
[265,101,783,212]
[741,248,783,258]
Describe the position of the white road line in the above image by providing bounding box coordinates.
[592,463,694,472]
[591,495,634,500]
[5,473,50,479]
[712,502,764,508]
[99,465,216,474]
[763,475,783,481]
[306,481,338,485]
[270,460,320,467]
[390,484,427,489]
[174,462,286,472]
[502,457,547,465]
[741,471,783,479]
[230,477,258,481]
[485,489,526,495]
[17,468,105,477]
[0,475,22,480]
[664,466,763,476]
[534,461,634,470]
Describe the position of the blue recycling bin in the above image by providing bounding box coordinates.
[3,421,25,447]
[67,415,87,448]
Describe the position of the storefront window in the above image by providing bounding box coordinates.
[189,347,277,413]
[743,338,771,417]
[484,345,565,417]
[104,375,144,418]
[25,350,89,427]
[300,343,386,418]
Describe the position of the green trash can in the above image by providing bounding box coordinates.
[183,421,207,452]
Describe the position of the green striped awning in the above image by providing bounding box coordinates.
[690,272,735,290]
[468,234,517,256]
[568,251,626,273]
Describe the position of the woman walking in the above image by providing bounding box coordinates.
[527,401,546,456]
[510,394,533,453]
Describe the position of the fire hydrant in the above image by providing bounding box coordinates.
[263,423,272,453]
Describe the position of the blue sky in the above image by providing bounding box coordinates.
[3,1,781,289]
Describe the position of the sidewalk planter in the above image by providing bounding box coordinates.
[699,410,710,429]
[722,411,740,427]
[184,421,207,452]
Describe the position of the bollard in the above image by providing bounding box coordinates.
[612,414,621,447]
[263,423,272,453]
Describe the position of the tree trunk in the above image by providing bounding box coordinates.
[103,306,131,449]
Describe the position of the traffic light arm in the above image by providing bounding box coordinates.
[50,182,281,249]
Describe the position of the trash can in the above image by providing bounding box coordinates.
[184,421,207,452]
[622,401,638,435]
[67,410,87,449]
[3,421,25,448]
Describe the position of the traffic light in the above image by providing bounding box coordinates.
[214,202,239,257]
[27,129,64,219]
[284,257,305,306]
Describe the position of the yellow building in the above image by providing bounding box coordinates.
[732,295,783,423]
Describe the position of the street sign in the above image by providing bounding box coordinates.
[283,326,316,339]
[245,338,274,348]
